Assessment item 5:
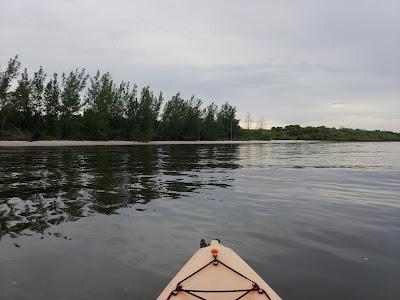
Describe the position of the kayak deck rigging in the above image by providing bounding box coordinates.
[158,240,281,300]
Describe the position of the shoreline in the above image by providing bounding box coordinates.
[0,140,398,147]
[0,140,272,147]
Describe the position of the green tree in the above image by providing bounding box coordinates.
[0,55,21,132]
[217,102,239,140]
[161,93,187,140]
[111,81,130,138]
[183,96,202,140]
[85,71,110,139]
[43,73,60,136]
[125,84,139,139]
[13,68,32,131]
[201,103,219,140]
[30,67,46,115]
[60,69,88,138]
[84,71,128,139]
[136,87,162,141]
[29,66,46,139]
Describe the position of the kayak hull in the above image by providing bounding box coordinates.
[157,240,281,300]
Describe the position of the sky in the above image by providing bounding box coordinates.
[1,0,399,131]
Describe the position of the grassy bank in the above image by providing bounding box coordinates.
[1,125,400,143]
[240,125,400,142]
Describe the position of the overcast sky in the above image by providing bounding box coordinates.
[1,0,399,130]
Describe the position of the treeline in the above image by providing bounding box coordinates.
[0,55,239,141]
[241,125,400,141]
[1,56,399,142]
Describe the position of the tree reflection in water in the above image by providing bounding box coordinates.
[0,145,239,239]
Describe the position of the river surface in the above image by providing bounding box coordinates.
[0,141,399,300]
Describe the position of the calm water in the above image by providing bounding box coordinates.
[0,141,399,300]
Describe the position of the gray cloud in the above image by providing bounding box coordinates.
[1,0,399,130]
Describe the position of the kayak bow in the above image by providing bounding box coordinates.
[157,240,282,300]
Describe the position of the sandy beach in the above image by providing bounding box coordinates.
[0,140,270,147]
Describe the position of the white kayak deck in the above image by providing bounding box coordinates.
[158,240,282,300]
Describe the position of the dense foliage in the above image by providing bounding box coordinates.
[241,125,400,141]
[0,56,239,141]
[1,56,399,142]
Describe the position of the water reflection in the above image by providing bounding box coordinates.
[0,145,239,239]
[1,142,400,300]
